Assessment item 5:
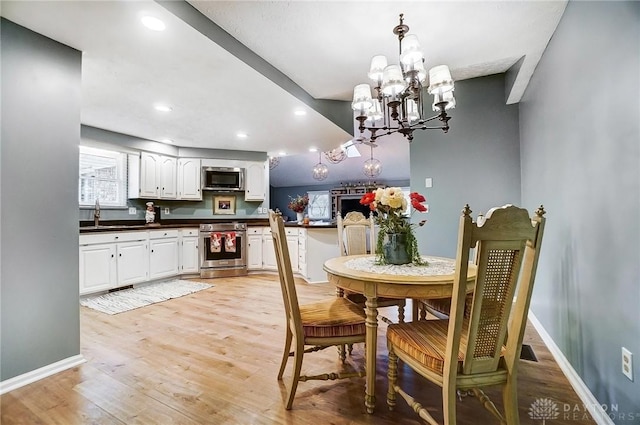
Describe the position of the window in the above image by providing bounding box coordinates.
[307,190,331,220]
[79,146,127,207]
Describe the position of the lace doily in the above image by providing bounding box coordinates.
[344,256,456,276]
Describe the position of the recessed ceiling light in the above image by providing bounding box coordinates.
[141,16,166,31]
[278,151,287,156]
[236,132,248,139]
[154,104,172,112]
[294,109,307,116]
[308,147,318,152]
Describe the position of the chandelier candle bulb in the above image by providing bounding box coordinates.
[400,34,423,66]
[427,65,455,94]
[352,83,374,112]
[368,55,388,81]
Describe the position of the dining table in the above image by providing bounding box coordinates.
[323,254,477,414]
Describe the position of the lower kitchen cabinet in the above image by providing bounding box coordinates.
[79,231,149,295]
[179,228,199,274]
[149,230,179,280]
[79,228,200,296]
[79,243,117,294]
[117,239,149,285]
[247,227,263,270]
[261,228,277,270]
[250,226,298,273]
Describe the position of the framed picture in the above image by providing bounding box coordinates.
[213,195,236,215]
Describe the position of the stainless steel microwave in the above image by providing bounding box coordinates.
[202,167,245,191]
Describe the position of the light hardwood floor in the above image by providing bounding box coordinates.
[1,274,596,424]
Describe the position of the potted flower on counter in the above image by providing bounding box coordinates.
[288,194,309,223]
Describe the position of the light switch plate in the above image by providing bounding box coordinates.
[425,177,433,188]
[622,347,633,381]
[164,207,170,215]
[128,207,136,215]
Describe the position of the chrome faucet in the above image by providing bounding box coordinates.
[94,199,101,226]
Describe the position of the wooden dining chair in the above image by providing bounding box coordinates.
[337,211,407,323]
[268,210,366,410]
[386,204,546,425]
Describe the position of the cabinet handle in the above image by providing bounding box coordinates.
[151,249,154,253]
[111,254,114,258]
[114,236,119,239]
[119,253,122,257]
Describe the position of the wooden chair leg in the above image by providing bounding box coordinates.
[387,347,398,411]
[442,380,457,425]
[278,327,292,380]
[397,304,405,323]
[502,377,519,425]
[347,344,354,355]
[286,340,305,410]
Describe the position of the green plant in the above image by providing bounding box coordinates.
[360,187,428,265]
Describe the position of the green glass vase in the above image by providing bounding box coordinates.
[383,232,411,265]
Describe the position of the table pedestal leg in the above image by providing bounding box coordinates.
[364,293,378,414]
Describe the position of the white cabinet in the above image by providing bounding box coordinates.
[245,161,267,201]
[138,152,161,198]
[298,228,307,279]
[179,228,199,274]
[299,227,340,284]
[149,230,179,280]
[159,156,177,199]
[247,227,263,270]
[177,158,201,200]
[117,239,149,285]
[250,226,300,273]
[128,152,177,200]
[80,231,149,294]
[262,228,277,270]
[79,243,116,294]
[286,228,299,272]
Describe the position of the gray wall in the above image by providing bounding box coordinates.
[1,19,81,380]
[519,1,640,416]
[410,74,521,258]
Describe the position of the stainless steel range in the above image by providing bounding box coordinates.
[199,222,247,278]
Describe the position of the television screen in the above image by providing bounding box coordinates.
[339,197,372,219]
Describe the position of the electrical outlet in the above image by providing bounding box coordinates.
[622,347,633,381]
[128,207,136,215]
[164,207,170,215]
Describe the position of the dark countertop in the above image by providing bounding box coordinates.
[80,219,336,233]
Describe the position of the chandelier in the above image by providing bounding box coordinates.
[324,147,347,164]
[268,156,280,170]
[312,152,328,181]
[351,14,456,143]
[362,145,382,178]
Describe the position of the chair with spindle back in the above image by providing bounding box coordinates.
[386,204,546,425]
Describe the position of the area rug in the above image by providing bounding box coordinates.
[80,280,213,315]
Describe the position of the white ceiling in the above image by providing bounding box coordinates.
[1,0,567,187]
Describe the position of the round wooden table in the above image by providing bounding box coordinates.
[323,254,477,414]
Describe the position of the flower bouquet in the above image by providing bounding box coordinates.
[360,187,428,265]
[287,194,309,213]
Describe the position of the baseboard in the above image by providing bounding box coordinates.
[0,354,86,395]
[528,312,614,425]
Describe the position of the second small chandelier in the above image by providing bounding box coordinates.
[351,14,456,143]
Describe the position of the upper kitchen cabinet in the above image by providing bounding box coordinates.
[177,158,202,200]
[129,153,200,201]
[244,161,267,202]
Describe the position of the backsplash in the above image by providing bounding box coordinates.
[79,195,265,222]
